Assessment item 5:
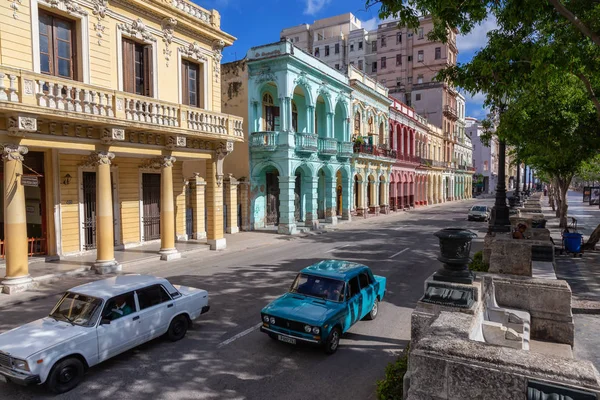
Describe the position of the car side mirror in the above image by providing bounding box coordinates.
[100,318,111,325]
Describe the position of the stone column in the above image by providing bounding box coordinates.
[304,176,320,230]
[238,178,251,231]
[93,152,121,273]
[278,175,297,235]
[307,106,315,133]
[325,177,338,225]
[158,156,180,260]
[279,96,291,132]
[191,174,206,239]
[224,174,239,234]
[206,158,226,250]
[2,145,33,294]
[342,176,352,221]
[327,112,334,138]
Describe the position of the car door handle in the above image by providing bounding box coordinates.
[133,316,140,321]
[167,304,173,308]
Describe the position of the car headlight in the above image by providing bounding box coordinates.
[312,327,320,335]
[12,358,30,372]
[263,315,270,323]
[269,317,276,324]
[304,325,312,333]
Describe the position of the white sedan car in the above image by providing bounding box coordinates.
[0,274,209,394]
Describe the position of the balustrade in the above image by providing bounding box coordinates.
[318,137,338,155]
[295,133,318,152]
[36,79,115,117]
[250,131,278,151]
[337,141,353,157]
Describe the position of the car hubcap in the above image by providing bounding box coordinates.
[174,321,184,336]
[331,332,339,350]
[372,301,378,316]
[59,367,76,384]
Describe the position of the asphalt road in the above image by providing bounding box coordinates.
[0,198,492,400]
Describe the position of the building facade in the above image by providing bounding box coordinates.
[0,0,243,293]
[348,66,394,217]
[467,117,497,194]
[222,40,353,235]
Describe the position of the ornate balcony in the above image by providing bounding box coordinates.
[337,141,354,158]
[0,66,243,140]
[295,133,318,153]
[250,131,278,151]
[397,153,421,164]
[318,138,338,156]
[443,105,458,120]
[353,144,397,159]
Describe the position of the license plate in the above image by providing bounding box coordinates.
[278,335,296,345]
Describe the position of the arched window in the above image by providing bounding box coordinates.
[262,93,277,131]
[291,101,298,132]
[354,112,361,137]
[379,122,385,145]
[368,116,374,135]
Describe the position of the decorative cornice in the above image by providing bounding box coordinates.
[118,18,156,43]
[46,0,88,16]
[179,42,208,62]
[91,0,109,45]
[161,17,177,67]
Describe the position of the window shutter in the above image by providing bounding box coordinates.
[122,39,134,93]
[143,45,154,97]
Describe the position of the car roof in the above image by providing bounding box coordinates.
[300,260,368,280]
[69,274,168,300]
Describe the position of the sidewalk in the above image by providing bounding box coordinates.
[543,191,600,306]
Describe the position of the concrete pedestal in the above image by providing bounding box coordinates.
[159,249,181,261]
[208,238,227,250]
[1,275,37,294]
[93,260,122,275]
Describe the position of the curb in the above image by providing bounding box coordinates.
[572,299,600,315]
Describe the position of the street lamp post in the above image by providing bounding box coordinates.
[514,159,521,203]
[490,139,511,231]
[523,165,528,195]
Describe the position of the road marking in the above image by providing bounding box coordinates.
[326,244,349,253]
[217,323,263,348]
[389,248,410,259]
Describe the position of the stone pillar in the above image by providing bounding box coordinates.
[158,156,180,260]
[224,174,239,234]
[325,177,338,225]
[280,96,291,132]
[191,174,206,239]
[207,159,225,250]
[342,176,352,221]
[93,152,121,273]
[238,178,251,231]
[2,145,33,294]
[304,177,320,230]
[278,175,297,234]
[307,106,315,133]
[327,112,334,138]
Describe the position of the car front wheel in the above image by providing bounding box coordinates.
[46,357,85,394]
[365,298,379,320]
[167,315,189,342]
[324,327,341,355]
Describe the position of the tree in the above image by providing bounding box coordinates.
[579,155,600,250]
[367,0,600,122]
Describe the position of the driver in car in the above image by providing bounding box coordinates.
[109,296,133,320]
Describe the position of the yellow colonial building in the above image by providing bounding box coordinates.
[0,0,243,293]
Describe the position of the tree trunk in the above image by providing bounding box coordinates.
[556,175,573,229]
[548,184,556,210]
[553,178,562,218]
[583,223,600,250]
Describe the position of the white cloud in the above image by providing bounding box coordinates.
[361,17,379,31]
[457,15,499,52]
[463,91,489,119]
[304,0,331,15]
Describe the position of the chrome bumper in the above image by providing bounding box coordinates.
[260,326,321,344]
[0,365,40,386]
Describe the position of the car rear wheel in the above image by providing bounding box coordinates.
[365,298,379,320]
[324,327,341,355]
[46,357,84,394]
[167,315,189,342]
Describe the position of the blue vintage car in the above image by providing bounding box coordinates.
[260,260,387,354]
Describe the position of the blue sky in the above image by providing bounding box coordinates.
[196,0,496,119]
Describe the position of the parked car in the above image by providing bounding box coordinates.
[260,260,386,354]
[0,275,209,394]
[468,205,491,221]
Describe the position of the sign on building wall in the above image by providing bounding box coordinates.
[590,187,600,206]
[21,176,39,187]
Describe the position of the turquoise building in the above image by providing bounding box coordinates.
[244,40,354,234]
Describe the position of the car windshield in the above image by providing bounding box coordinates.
[49,292,103,327]
[290,273,345,302]
[471,206,487,212]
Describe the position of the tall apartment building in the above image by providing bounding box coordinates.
[281,14,459,147]
[281,13,362,72]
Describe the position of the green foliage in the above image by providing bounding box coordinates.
[469,251,488,272]
[355,136,365,145]
[377,344,410,400]
[578,155,600,182]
